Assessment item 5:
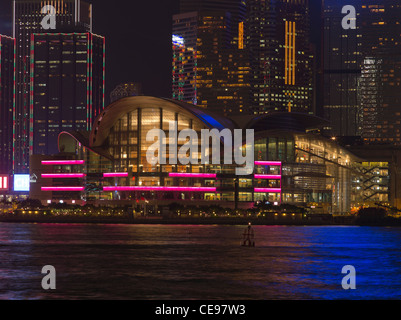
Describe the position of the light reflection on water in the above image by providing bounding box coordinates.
[0,223,400,300]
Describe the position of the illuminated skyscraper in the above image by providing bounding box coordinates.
[30,32,105,155]
[13,0,92,172]
[245,0,314,114]
[0,35,15,175]
[359,0,401,145]
[323,0,362,137]
[172,1,250,116]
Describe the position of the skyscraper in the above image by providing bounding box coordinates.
[0,35,15,175]
[359,0,401,145]
[323,0,362,137]
[245,0,314,115]
[13,0,92,172]
[172,1,250,116]
[30,32,105,155]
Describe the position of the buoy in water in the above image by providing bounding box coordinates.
[241,222,255,247]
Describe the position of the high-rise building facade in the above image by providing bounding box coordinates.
[13,0,92,172]
[323,0,362,137]
[359,0,401,145]
[0,35,15,175]
[245,0,314,115]
[172,1,250,116]
[30,32,105,155]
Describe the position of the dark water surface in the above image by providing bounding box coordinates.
[0,223,400,300]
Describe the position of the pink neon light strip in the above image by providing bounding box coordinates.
[254,188,282,193]
[103,172,129,177]
[254,174,282,179]
[103,186,216,192]
[168,173,216,178]
[41,187,84,191]
[254,161,282,166]
[41,173,86,178]
[41,160,85,165]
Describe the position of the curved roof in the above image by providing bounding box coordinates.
[89,96,239,148]
[161,98,239,131]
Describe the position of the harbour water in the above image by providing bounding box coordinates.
[0,223,400,300]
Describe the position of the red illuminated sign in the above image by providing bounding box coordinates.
[0,175,9,191]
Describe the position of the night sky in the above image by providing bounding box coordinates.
[0,0,322,105]
[92,0,180,103]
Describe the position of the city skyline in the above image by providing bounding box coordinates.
[1,0,401,304]
[0,0,324,105]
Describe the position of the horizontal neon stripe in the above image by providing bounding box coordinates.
[41,187,84,191]
[254,174,282,179]
[103,186,216,192]
[41,173,85,178]
[168,173,216,178]
[103,172,129,177]
[254,188,281,193]
[254,161,282,166]
[41,160,85,165]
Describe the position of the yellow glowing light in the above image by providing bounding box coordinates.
[238,22,244,50]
